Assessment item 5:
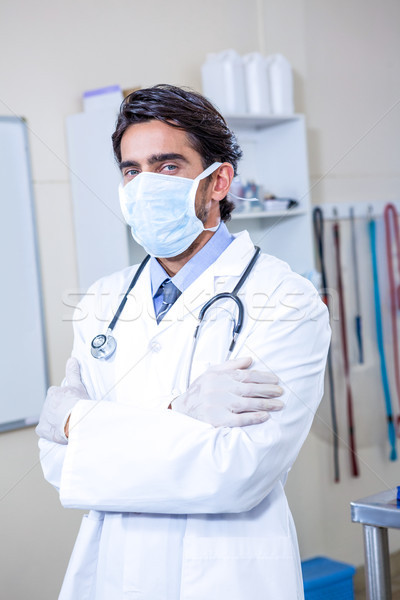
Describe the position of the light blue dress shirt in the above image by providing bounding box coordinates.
[150,223,234,317]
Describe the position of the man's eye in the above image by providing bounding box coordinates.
[124,169,139,177]
[163,164,177,173]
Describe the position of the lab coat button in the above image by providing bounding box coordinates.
[150,340,161,352]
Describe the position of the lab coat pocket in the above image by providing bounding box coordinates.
[122,514,184,600]
[180,535,301,600]
[59,511,104,600]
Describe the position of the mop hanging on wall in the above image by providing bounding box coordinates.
[368,208,397,461]
[313,207,340,482]
[333,210,359,477]
[349,207,364,364]
[384,203,400,436]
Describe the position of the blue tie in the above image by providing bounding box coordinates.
[156,279,181,324]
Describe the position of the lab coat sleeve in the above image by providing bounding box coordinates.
[37,288,100,492]
[59,274,331,514]
[38,438,68,492]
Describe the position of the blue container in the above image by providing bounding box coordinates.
[301,556,356,600]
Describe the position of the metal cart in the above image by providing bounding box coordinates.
[351,488,400,599]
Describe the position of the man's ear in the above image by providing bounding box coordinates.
[211,163,235,201]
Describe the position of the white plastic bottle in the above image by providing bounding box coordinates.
[243,52,271,115]
[268,54,294,115]
[201,49,247,115]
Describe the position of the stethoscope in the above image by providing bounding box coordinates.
[91,246,261,385]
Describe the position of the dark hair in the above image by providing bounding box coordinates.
[112,84,242,221]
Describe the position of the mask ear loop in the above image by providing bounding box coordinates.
[189,162,224,230]
[228,190,259,203]
[194,161,223,182]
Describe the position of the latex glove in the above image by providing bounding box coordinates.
[172,357,284,427]
[35,358,90,444]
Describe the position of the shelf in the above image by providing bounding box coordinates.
[231,208,306,220]
[225,114,301,130]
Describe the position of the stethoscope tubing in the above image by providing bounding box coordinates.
[91,246,261,377]
[194,247,261,349]
[187,245,260,387]
[109,254,151,332]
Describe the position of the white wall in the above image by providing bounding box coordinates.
[0,0,399,597]
[304,0,400,203]
[282,0,400,566]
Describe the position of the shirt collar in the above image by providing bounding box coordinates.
[150,222,234,297]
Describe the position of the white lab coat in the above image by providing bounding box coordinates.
[39,230,330,600]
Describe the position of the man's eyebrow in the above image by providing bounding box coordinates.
[119,160,140,171]
[119,154,189,172]
[148,153,189,165]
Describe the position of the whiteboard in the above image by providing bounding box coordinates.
[0,117,48,432]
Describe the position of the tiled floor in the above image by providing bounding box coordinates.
[393,573,400,600]
[354,552,400,599]
[354,576,400,599]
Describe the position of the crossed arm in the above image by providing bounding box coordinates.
[36,354,284,443]
[37,275,330,514]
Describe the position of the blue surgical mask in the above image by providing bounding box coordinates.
[119,162,222,258]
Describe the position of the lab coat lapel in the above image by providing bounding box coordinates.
[153,230,257,387]
[182,231,257,382]
[113,262,162,406]
[114,231,256,402]
[161,229,256,325]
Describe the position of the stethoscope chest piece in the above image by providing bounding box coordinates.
[91,330,117,359]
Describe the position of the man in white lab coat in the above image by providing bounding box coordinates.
[37,84,330,600]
